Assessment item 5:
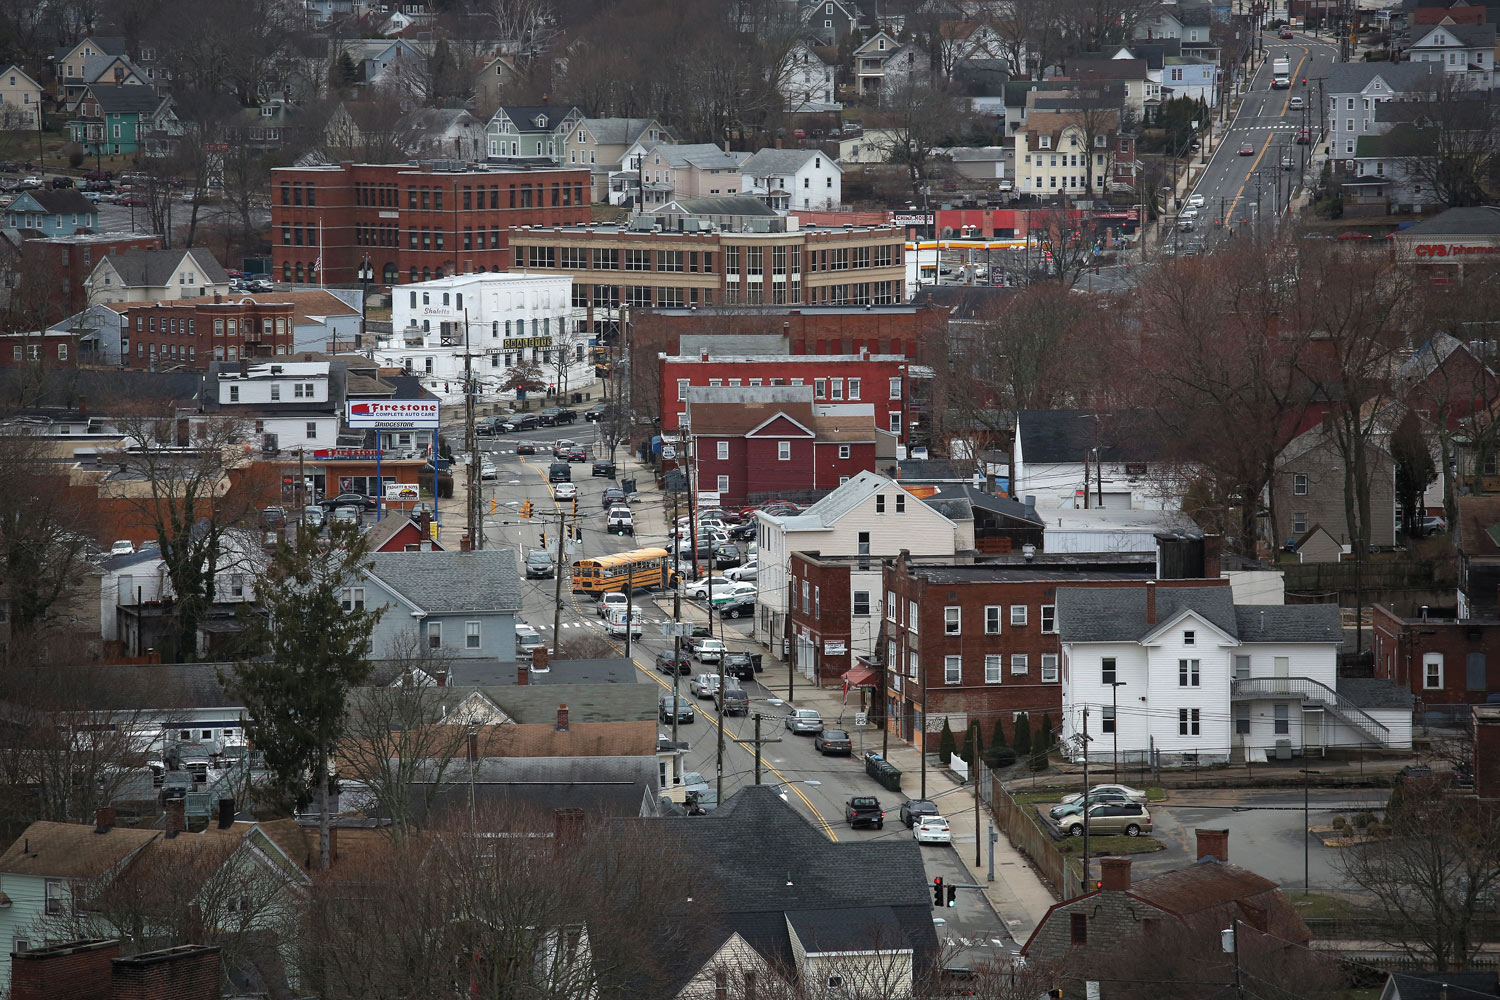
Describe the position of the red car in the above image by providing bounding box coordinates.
[1280,28,1294,38]
[119,195,147,206]
[1239,143,1255,156]
[1295,129,1311,145]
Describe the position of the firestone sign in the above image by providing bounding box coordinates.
[347,399,440,428]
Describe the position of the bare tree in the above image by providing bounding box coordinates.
[870,78,972,196]
[1381,77,1498,210]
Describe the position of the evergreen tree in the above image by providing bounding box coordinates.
[990,715,1007,748]
[1013,711,1032,758]
[1032,716,1052,770]
[937,718,956,766]
[1038,712,1056,751]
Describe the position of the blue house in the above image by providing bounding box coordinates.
[359,549,521,660]
[5,189,98,235]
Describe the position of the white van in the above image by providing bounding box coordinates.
[606,606,644,638]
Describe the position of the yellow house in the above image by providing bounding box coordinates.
[1015,110,1120,198]
[0,65,41,130]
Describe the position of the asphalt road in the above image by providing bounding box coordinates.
[1173,32,1339,251]
[471,422,1015,962]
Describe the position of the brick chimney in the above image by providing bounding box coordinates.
[1196,828,1229,862]
[10,939,119,1000]
[164,799,185,838]
[1203,534,1223,579]
[531,645,548,674]
[94,806,115,833]
[556,704,569,732]
[699,348,709,362]
[1099,857,1132,891]
[110,944,221,1000]
[516,663,529,685]
[1144,580,1157,625]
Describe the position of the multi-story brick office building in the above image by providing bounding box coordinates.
[105,296,297,368]
[269,160,591,287]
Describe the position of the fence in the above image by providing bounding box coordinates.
[1282,559,1452,594]
[988,775,1083,901]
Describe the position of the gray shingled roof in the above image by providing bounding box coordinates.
[1233,604,1342,643]
[787,906,907,953]
[54,36,126,62]
[80,53,142,84]
[1325,61,1436,96]
[1055,586,1237,642]
[668,196,778,218]
[103,248,229,288]
[742,147,835,176]
[1337,677,1415,710]
[1403,206,1500,237]
[1411,21,1497,47]
[89,84,164,116]
[1018,409,1173,464]
[581,118,661,146]
[497,105,576,132]
[18,189,96,217]
[797,470,903,526]
[368,550,520,614]
[659,143,747,170]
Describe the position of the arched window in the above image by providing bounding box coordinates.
[517,318,525,336]
[382,263,397,284]
[409,267,418,284]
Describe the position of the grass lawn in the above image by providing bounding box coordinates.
[366,305,392,322]
[1011,785,1166,806]
[1289,893,1364,919]
[1057,835,1165,856]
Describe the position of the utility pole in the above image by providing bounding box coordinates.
[1081,706,1092,892]
[734,713,782,785]
[715,624,726,808]
[972,725,982,868]
[551,503,566,640]
[462,309,481,550]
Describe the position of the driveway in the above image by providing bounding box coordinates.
[1126,788,1390,893]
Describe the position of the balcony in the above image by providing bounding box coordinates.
[1230,676,1392,747]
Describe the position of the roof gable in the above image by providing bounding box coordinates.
[0,64,42,91]
[746,412,816,438]
[1140,606,1240,646]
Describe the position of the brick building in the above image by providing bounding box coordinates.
[685,385,894,505]
[1371,604,1500,705]
[659,347,908,439]
[1476,704,1500,800]
[270,160,591,287]
[17,231,160,324]
[107,296,298,368]
[882,542,1227,749]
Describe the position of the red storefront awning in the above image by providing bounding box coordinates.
[842,666,877,689]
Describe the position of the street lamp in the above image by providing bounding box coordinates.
[1299,768,1320,897]
[772,779,822,802]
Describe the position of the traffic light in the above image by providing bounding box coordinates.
[539,532,546,547]
[520,500,533,519]
[946,884,958,908]
[571,496,578,515]
[931,877,944,908]
[573,526,583,541]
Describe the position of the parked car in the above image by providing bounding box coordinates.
[728,522,758,541]
[598,592,628,618]
[722,651,757,680]
[715,685,749,715]
[723,560,758,582]
[480,459,497,480]
[302,506,325,528]
[525,550,555,579]
[515,624,546,654]
[475,416,506,436]
[655,649,692,675]
[718,595,755,620]
[814,729,853,755]
[684,578,739,602]
[914,815,953,844]
[708,583,757,610]
[262,505,287,528]
[601,486,627,507]
[689,673,721,699]
[785,708,824,734]
[1058,802,1152,837]
[659,695,696,724]
[712,544,741,569]
[504,414,540,432]
[1059,784,1148,806]
[900,799,940,828]
[1421,515,1447,534]
[844,795,884,829]
[110,540,136,556]
[694,639,725,663]
[330,506,361,526]
[592,459,616,478]
[1186,193,1206,209]
[319,492,377,512]
[1049,789,1132,820]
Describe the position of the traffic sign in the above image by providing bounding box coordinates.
[660,622,693,639]
[855,712,868,727]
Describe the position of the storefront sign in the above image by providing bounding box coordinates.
[312,448,382,460]
[347,399,440,429]
[893,213,934,226]
[504,336,553,349]
[384,482,421,502]
[1411,242,1500,258]
[824,640,847,655]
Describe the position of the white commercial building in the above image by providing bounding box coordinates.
[382,272,593,402]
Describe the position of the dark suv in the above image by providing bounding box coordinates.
[554,407,579,424]
[537,408,561,426]
[655,650,692,675]
[504,414,539,432]
[592,459,616,478]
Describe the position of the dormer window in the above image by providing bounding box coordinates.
[535,114,547,127]
[1039,135,1051,148]
[878,38,886,50]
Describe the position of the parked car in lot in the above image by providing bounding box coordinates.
[845,795,884,829]
[914,815,952,844]
[655,649,692,675]
[659,695,696,724]
[814,729,852,755]
[785,708,824,734]
[320,492,377,512]
[709,583,757,610]
[262,505,287,528]
[900,799,939,828]
[302,506,325,528]
[718,595,755,620]
[110,539,136,556]
[684,578,740,602]
[1058,802,1152,837]
[723,560,757,582]
[1049,789,1133,820]
[712,544,741,569]
[330,506,361,526]
[1059,784,1148,806]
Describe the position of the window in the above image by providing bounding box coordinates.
[1101,706,1116,733]
[1011,654,1028,675]
[1102,657,1116,685]
[1179,708,1201,736]
[778,441,791,461]
[677,379,690,402]
[838,444,850,459]
[1423,653,1443,690]
[857,531,870,556]
[428,622,442,649]
[1183,630,1195,646]
[876,494,885,514]
[890,412,902,434]
[1179,659,1200,686]
[1234,655,1251,680]
[717,440,729,461]
[1071,913,1088,945]
[944,655,962,684]
[853,591,870,615]
[1273,703,1290,734]
[814,378,826,399]
[945,607,961,634]
[908,601,918,632]
[1041,605,1056,633]
[45,879,68,916]
[717,475,729,492]
[831,379,844,400]
[230,574,245,598]
[466,621,480,649]
[1010,605,1027,627]
[887,592,896,621]
[1293,473,1308,496]
[896,494,905,513]
[984,606,1001,634]
[341,587,365,611]
[848,378,861,399]
[889,377,902,399]
[1041,654,1059,682]
[1292,511,1307,534]
[985,655,1002,683]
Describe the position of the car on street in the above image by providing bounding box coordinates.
[659,695,696,724]
[1057,802,1152,838]
[785,708,824,734]
[584,403,611,422]
[814,729,852,755]
[330,506,361,526]
[552,439,577,457]
[1186,194,1206,209]
[709,583,757,609]
[1239,142,1255,155]
[320,492,377,512]
[565,446,587,462]
[1281,155,1296,170]
[689,673,721,699]
[723,560,758,582]
[480,459,497,480]
[900,799,940,828]
[552,482,578,500]
[718,595,755,620]
[913,815,952,844]
[1049,789,1133,819]
[1295,128,1311,144]
[536,408,561,426]
[475,416,506,436]
[605,606,642,638]
[715,685,748,715]
[601,486,626,507]
[504,414,540,432]
[694,638,725,663]
[844,795,884,829]
[515,624,546,655]
[1280,28,1294,38]
[655,649,692,675]
[548,462,572,483]
[525,550,555,579]
[722,651,757,680]
[1178,218,1195,232]
[1060,784,1148,805]
[598,592,628,618]
[515,441,537,455]
[592,459,616,478]
[607,507,634,535]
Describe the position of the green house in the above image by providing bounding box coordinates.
[67,82,173,156]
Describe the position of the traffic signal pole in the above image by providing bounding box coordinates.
[551,504,566,640]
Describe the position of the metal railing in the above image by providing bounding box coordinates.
[1231,676,1391,746]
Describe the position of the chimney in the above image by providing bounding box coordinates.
[1196,828,1229,862]
[531,645,548,674]
[94,806,115,833]
[1145,580,1157,625]
[517,663,529,685]
[216,798,235,829]
[553,807,584,854]
[556,704,570,732]
[1203,533,1222,579]
[111,945,222,1000]
[1099,857,1132,891]
[700,348,709,362]
[164,798,185,838]
[434,668,447,688]
[10,939,120,1000]
[77,395,87,419]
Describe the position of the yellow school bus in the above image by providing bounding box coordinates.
[571,547,670,595]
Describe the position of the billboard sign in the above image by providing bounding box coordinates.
[347,399,440,428]
[384,482,421,502]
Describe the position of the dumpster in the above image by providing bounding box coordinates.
[749,653,763,674]
[863,752,902,792]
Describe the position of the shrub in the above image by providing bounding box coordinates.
[1013,712,1032,757]
[965,722,984,765]
[937,719,956,766]
[990,716,1007,749]
[1038,713,1055,751]
[1331,816,1347,830]
[1354,812,1375,829]
[983,745,1018,769]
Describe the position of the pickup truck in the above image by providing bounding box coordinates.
[845,795,885,830]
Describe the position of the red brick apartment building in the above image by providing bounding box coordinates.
[107,296,297,368]
[659,347,908,439]
[270,160,591,286]
[882,540,1226,748]
[18,231,160,324]
[1371,604,1500,706]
